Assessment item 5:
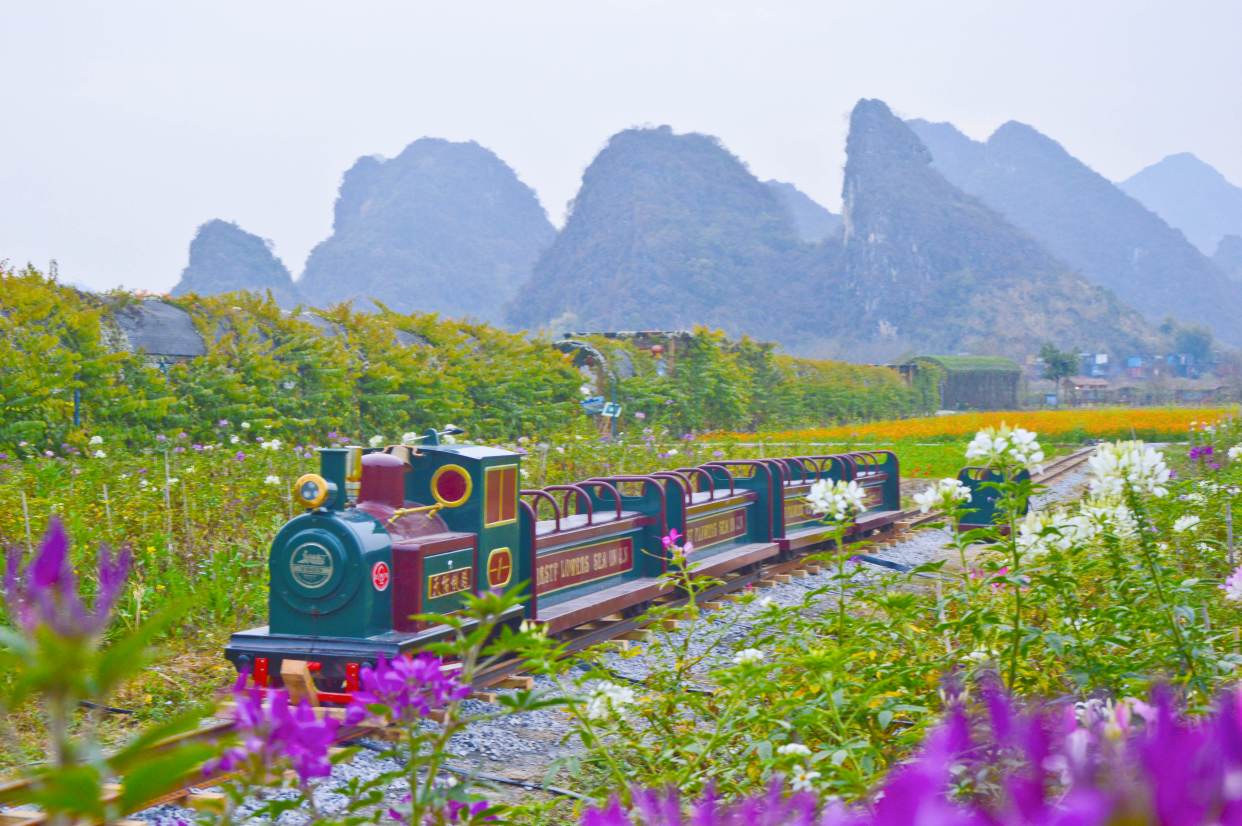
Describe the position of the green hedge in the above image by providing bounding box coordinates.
[0,267,936,450]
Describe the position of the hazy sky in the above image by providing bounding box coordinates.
[3,1,1239,293]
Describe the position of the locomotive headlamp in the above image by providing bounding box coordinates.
[294,473,334,510]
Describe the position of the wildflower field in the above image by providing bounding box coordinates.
[4,410,1242,823]
[719,406,1231,444]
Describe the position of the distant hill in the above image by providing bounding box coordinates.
[508,110,1159,362]
[507,126,807,334]
[908,118,1242,346]
[1216,235,1242,282]
[764,180,842,242]
[829,100,1157,361]
[298,138,555,323]
[1120,153,1242,255]
[170,220,299,308]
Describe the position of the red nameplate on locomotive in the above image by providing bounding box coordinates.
[536,537,634,594]
[686,508,747,551]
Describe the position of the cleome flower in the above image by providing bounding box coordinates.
[368,435,385,448]
[88,435,103,446]
[585,681,636,720]
[1088,440,1171,499]
[732,648,764,666]
[1172,515,1201,533]
[965,425,1044,473]
[912,477,972,515]
[807,478,866,523]
[776,743,812,757]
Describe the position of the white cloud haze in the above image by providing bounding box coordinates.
[2,0,1239,292]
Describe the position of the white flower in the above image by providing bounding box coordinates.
[757,596,775,609]
[1230,445,1242,462]
[1078,498,1137,539]
[441,425,458,445]
[184,466,196,475]
[229,435,241,445]
[264,475,281,486]
[585,682,636,720]
[88,435,103,446]
[369,435,385,448]
[241,421,250,430]
[777,743,812,757]
[912,477,972,514]
[92,449,106,459]
[732,648,764,665]
[807,478,867,523]
[166,477,178,486]
[1088,441,1171,499]
[260,439,282,451]
[965,648,993,664]
[966,425,1043,473]
[402,432,420,445]
[579,384,592,396]
[1173,515,1201,533]
[667,448,678,456]
[789,764,821,792]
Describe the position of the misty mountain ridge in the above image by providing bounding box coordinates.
[508,108,1161,361]
[507,126,809,334]
[173,106,1242,361]
[296,138,555,322]
[1121,152,1242,256]
[826,100,1157,360]
[764,180,842,242]
[171,219,300,308]
[907,117,1242,346]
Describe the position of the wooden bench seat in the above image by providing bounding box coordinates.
[536,577,667,634]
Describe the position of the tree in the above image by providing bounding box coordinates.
[1039,343,1078,406]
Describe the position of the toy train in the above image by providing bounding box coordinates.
[225,430,903,699]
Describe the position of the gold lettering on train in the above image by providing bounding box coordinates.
[685,509,747,551]
[536,538,634,594]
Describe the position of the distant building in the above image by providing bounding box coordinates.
[900,356,1021,411]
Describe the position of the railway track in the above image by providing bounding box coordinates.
[0,445,1097,825]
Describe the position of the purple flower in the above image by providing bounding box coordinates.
[349,653,469,723]
[156,434,167,443]
[177,431,188,440]
[206,676,349,784]
[192,443,204,451]
[3,518,131,638]
[218,419,230,428]
[235,451,246,462]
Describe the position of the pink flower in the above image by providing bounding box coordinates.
[661,529,682,550]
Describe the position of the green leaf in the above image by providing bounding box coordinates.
[118,742,218,812]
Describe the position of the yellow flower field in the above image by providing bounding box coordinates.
[715,407,1236,444]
